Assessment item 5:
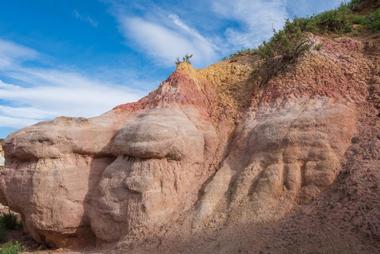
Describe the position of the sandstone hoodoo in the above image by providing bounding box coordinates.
[0,1,380,253]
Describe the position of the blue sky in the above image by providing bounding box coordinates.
[0,0,345,138]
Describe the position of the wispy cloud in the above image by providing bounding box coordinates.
[0,39,38,68]
[106,0,346,60]
[106,0,289,62]
[108,0,220,67]
[73,9,98,27]
[0,115,39,129]
[212,0,288,49]
[0,39,144,130]
[0,71,142,117]
[119,16,219,66]
[212,0,346,50]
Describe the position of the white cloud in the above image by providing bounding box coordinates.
[0,39,145,130]
[0,105,56,120]
[117,14,219,67]
[0,115,41,129]
[107,0,290,61]
[73,9,98,27]
[212,0,288,49]
[168,14,212,45]
[0,75,142,118]
[0,39,38,68]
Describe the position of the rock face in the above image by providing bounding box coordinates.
[194,100,356,228]
[88,107,218,242]
[0,35,379,253]
[0,140,4,167]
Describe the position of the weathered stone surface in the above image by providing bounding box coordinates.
[88,107,217,242]
[0,139,4,167]
[0,35,378,254]
[111,108,205,161]
[0,113,128,246]
[194,99,357,227]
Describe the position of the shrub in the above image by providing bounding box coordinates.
[175,54,193,66]
[0,214,21,231]
[349,0,364,9]
[351,6,380,31]
[0,241,23,254]
[257,19,311,60]
[303,4,355,34]
[0,224,6,243]
[0,213,22,242]
[367,8,380,31]
[254,19,312,86]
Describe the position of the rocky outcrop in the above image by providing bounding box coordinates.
[0,139,4,168]
[194,100,357,228]
[88,107,219,243]
[0,35,379,253]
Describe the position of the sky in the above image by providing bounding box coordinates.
[0,0,346,138]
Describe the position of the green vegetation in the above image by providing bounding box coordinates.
[254,19,312,85]
[0,241,23,254]
[224,48,256,60]
[0,225,6,243]
[175,54,193,66]
[0,213,22,242]
[225,0,380,85]
[229,0,380,59]
[357,7,380,31]
[0,214,21,231]
[300,4,356,34]
[295,0,380,34]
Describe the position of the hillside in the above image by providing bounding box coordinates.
[0,1,379,253]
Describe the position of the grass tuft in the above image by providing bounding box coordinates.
[0,241,23,254]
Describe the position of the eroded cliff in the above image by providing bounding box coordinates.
[0,24,379,254]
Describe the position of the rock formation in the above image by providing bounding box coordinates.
[0,139,4,168]
[0,33,379,253]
